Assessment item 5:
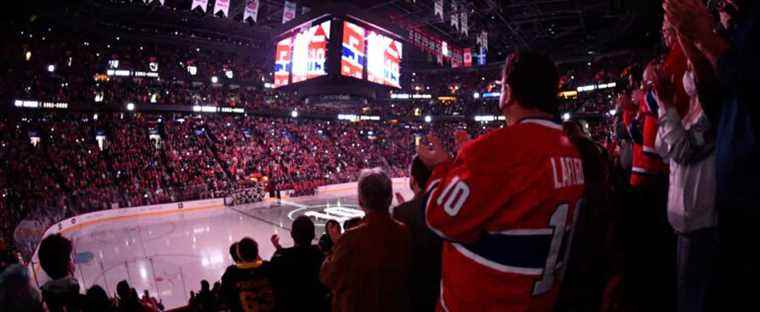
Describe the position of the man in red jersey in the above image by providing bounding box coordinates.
[417,50,585,312]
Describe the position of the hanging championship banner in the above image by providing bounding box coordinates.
[463,48,472,67]
[213,0,230,17]
[191,0,208,12]
[434,0,444,21]
[283,1,297,23]
[460,3,468,36]
[450,1,459,30]
[477,30,488,50]
[477,46,487,65]
[244,0,260,22]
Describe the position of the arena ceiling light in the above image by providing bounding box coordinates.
[47,64,55,72]
[211,76,219,84]
[424,115,432,123]
[562,112,571,121]
[291,110,299,118]
[126,102,135,111]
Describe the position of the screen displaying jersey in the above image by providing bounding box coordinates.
[366,31,402,88]
[291,20,331,83]
[274,37,292,88]
[341,21,366,80]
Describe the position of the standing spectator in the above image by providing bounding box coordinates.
[270,216,328,312]
[391,155,440,312]
[229,241,241,264]
[556,121,619,311]
[141,290,160,312]
[38,233,84,312]
[664,0,760,310]
[653,60,718,312]
[116,280,149,312]
[85,285,116,312]
[0,260,45,312]
[320,168,411,312]
[665,0,759,308]
[416,50,585,311]
[342,217,363,231]
[318,219,341,254]
[221,237,275,312]
[191,280,215,311]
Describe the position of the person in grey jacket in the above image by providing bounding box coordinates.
[654,63,718,312]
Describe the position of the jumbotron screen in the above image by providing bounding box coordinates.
[274,20,331,88]
[341,20,402,88]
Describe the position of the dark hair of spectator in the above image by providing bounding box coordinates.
[291,216,316,246]
[325,219,340,231]
[116,280,131,300]
[410,155,432,190]
[38,233,73,279]
[85,285,113,312]
[502,50,560,116]
[237,237,259,262]
[229,241,241,263]
[357,168,393,212]
[344,217,363,230]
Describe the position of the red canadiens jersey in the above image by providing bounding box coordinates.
[425,118,585,312]
[630,91,664,187]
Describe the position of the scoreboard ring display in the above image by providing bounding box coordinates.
[273,14,403,91]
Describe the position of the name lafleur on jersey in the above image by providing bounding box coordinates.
[550,157,584,189]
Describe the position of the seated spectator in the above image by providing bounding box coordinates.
[318,219,341,254]
[320,168,411,312]
[221,237,275,312]
[38,234,84,312]
[84,285,116,312]
[270,216,328,312]
[391,155,441,312]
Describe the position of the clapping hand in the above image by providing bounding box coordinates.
[663,0,715,41]
[270,234,282,250]
[416,133,451,169]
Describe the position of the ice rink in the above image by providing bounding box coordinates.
[30,181,413,309]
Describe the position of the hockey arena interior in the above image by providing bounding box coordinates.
[1,0,758,311]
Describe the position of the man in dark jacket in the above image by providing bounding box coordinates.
[270,216,328,312]
[321,168,411,312]
[391,155,441,312]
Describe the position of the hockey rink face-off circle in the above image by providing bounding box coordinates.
[30,179,413,309]
[30,190,414,309]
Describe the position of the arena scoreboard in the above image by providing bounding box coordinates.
[272,14,403,95]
